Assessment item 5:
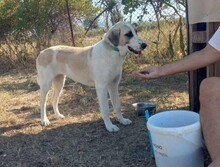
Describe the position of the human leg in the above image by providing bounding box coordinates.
[208,156,220,167]
[199,77,220,166]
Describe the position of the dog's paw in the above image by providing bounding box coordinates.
[106,124,120,132]
[118,118,132,125]
[41,118,50,126]
[55,113,65,119]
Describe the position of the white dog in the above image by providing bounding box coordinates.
[36,21,147,132]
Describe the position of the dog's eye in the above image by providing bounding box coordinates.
[125,31,133,38]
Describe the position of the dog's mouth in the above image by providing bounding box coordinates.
[128,46,142,55]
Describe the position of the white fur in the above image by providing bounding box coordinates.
[36,22,147,132]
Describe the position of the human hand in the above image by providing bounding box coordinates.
[132,66,161,80]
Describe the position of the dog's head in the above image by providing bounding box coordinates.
[104,22,147,56]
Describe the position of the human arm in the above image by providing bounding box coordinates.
[132,44,220,80]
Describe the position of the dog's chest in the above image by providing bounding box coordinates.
[94,52,124,70]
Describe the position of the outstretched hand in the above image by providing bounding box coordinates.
[132,66,161,80]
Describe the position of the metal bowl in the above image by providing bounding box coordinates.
[132,102,157,116]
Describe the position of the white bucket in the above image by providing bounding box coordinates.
[147,110,204,167]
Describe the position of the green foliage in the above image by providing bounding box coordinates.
[0,0,100,69]
[15,0,50,36]
[0,0,187,71]
[106,0,117,11]
[122,0,143,14]
[0,0,99,39]
[122,0,174,14]
[0,0,18,38]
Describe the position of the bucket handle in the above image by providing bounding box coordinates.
[181,135,204,148]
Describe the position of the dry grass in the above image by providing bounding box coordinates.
[0,22,193,167]
[0,64,190,167]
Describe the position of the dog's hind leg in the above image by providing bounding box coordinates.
[52,74,66,119]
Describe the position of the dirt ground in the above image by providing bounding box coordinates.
[0,68,210,167]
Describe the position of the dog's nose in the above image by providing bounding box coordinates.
[141,43,147,49]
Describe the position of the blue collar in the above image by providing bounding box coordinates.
[108,43,120,52]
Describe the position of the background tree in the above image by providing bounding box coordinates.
[0,0,99,41]
[0,0,186,69]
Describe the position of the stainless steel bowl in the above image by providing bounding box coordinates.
[132,102,157,116]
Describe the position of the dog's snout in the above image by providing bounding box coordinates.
[141,43,147,49]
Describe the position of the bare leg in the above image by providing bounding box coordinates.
[200,77,220,166]
[52,75,66,119]
[208,156,220,167]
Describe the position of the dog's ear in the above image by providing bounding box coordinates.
[107,28,120,46]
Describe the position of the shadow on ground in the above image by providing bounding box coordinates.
[0,115,156,167]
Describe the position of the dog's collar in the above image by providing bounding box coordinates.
[108,43,120,52]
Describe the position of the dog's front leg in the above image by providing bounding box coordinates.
[95,84,120,132]
[108,82,132,125]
